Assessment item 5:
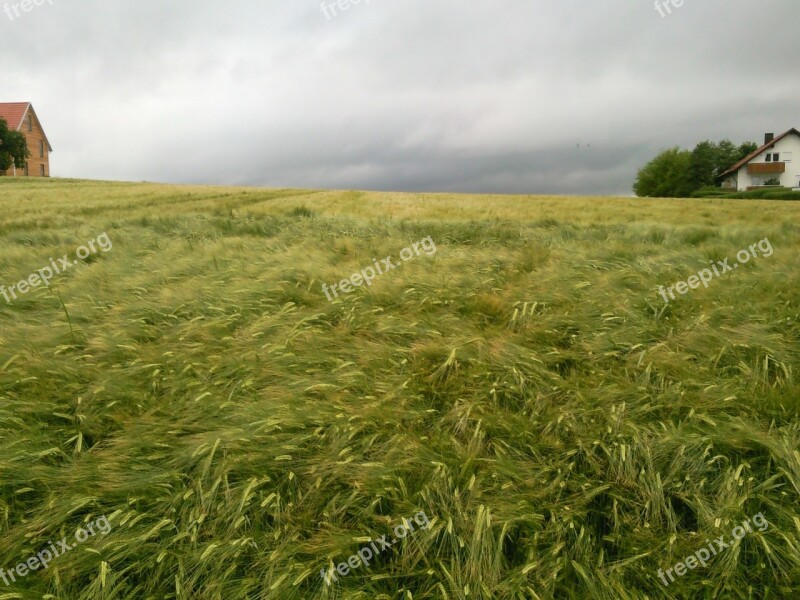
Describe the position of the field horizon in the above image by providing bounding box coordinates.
[1,177,798,599]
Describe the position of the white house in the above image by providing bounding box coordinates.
[719,129,800,191]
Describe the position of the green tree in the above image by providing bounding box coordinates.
[688,140,719,189]
[636,138,760,197]
[736,142,758,161]
[0,117,29,172]
[714,139,740,175]
[634,147,693,197]
[690,139,759,189]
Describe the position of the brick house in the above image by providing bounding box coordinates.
[0,102,53,177]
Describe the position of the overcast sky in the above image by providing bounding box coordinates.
[2,0,798,195]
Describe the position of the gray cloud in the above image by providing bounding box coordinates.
[2,0,798,195]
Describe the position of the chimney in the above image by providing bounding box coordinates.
[765,132,774,144]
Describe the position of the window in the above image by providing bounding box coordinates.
[27,115,32,131]
[40,164,45,176]
[39,141,44,158]
[765,154,772,162]
[24,162,29,176]
[773,153,780,162]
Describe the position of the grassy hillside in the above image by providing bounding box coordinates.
[0,177,799,599]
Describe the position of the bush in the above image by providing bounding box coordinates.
[712,189,800,201]
[689,185,800,201]
[764,191,800,200]
[690,186,734,198]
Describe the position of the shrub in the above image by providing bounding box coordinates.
[690,186,733,198]
[764,191,800,201]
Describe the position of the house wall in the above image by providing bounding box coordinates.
[1,109,50,177]
[733,134,800,191]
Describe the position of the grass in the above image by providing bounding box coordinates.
[0,177,799,599]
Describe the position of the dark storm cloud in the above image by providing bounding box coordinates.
[2,0,798,195]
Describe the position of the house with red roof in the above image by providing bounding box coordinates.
[719,129,800,191]
[0,102,53,177]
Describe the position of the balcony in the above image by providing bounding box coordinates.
[748,162,785,175]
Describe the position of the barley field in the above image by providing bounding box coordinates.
[0,177,799,599]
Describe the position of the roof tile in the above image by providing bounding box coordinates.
[0,102,31,130]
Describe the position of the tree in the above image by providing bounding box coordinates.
[634,147,693,197]
[737,142,758,161]
[635,138,760,197]
[714,139,740,176]
[0,117,28,172]
[688,140,719,189]
[714,139,757,177]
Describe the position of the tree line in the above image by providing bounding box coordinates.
[634,139,758,197]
